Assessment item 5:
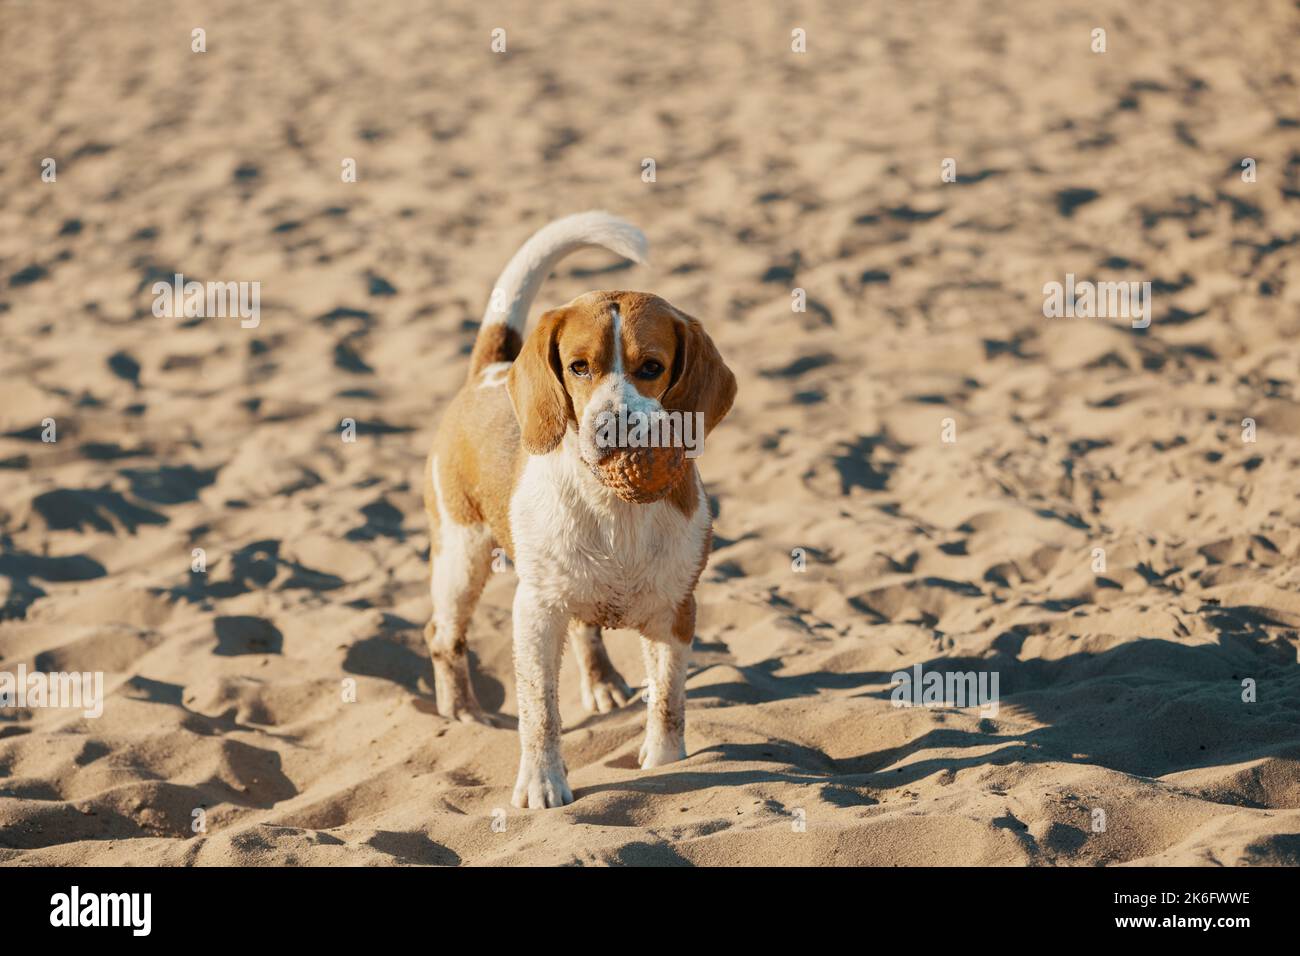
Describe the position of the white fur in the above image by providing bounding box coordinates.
[610,303,624,375]
[480,211,648,333]
[477,361,511,389]
[426,457,495,723]
[508,431,706,808]
[511,432,708,626]
[638,635,690,768]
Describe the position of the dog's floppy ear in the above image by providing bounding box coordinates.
[662,307,736,436]
[507,307,571,454]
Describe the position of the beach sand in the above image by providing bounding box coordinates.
[2,0,1300,865]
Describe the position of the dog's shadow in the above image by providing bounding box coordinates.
[576,616,1300,811]
[342,615,510,720]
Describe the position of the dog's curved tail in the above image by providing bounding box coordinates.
[468,211,648,378]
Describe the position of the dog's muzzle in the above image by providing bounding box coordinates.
[581,400,689,503]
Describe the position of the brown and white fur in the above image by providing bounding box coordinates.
[422,211,736,808]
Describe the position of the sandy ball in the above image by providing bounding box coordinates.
[590,445,688,503]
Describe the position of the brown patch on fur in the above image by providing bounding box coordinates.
[421,452,442,548]
[672,525,711,643]
[661,303,737,435]
[608,291,677,396]
[672,592,697,645]
[584,603,628,630]
[665,462,701,518]
[469,323,522,378]
[428,377,526,556]
[507,307,572,454]
[425,620,467,659]
[527,294,615,433]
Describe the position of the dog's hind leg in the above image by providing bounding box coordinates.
[424,459,496,725]
[568,621,631,714]
[637,612,691,769]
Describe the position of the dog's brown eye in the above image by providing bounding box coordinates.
[568,360,590,377]
[635,360,663,380]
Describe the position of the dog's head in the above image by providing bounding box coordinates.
[507,291,736,501]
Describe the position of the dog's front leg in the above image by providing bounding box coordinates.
[511,585,573,809]
[638,622,691,770]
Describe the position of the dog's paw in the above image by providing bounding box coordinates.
[579,667,632,714]
[511,755,574,809]
[638,735,686,770]
[452,706,501,727]
[436,695,499,727]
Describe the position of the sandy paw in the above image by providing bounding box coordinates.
[638,735,686,770]
[452,707,501,727]
[580,668,632,714]
[512,755,574,809]
[437,691,499,727]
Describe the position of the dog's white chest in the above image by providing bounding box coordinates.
[509,443,707,629]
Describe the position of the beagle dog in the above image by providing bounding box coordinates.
[422,212,736,808]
